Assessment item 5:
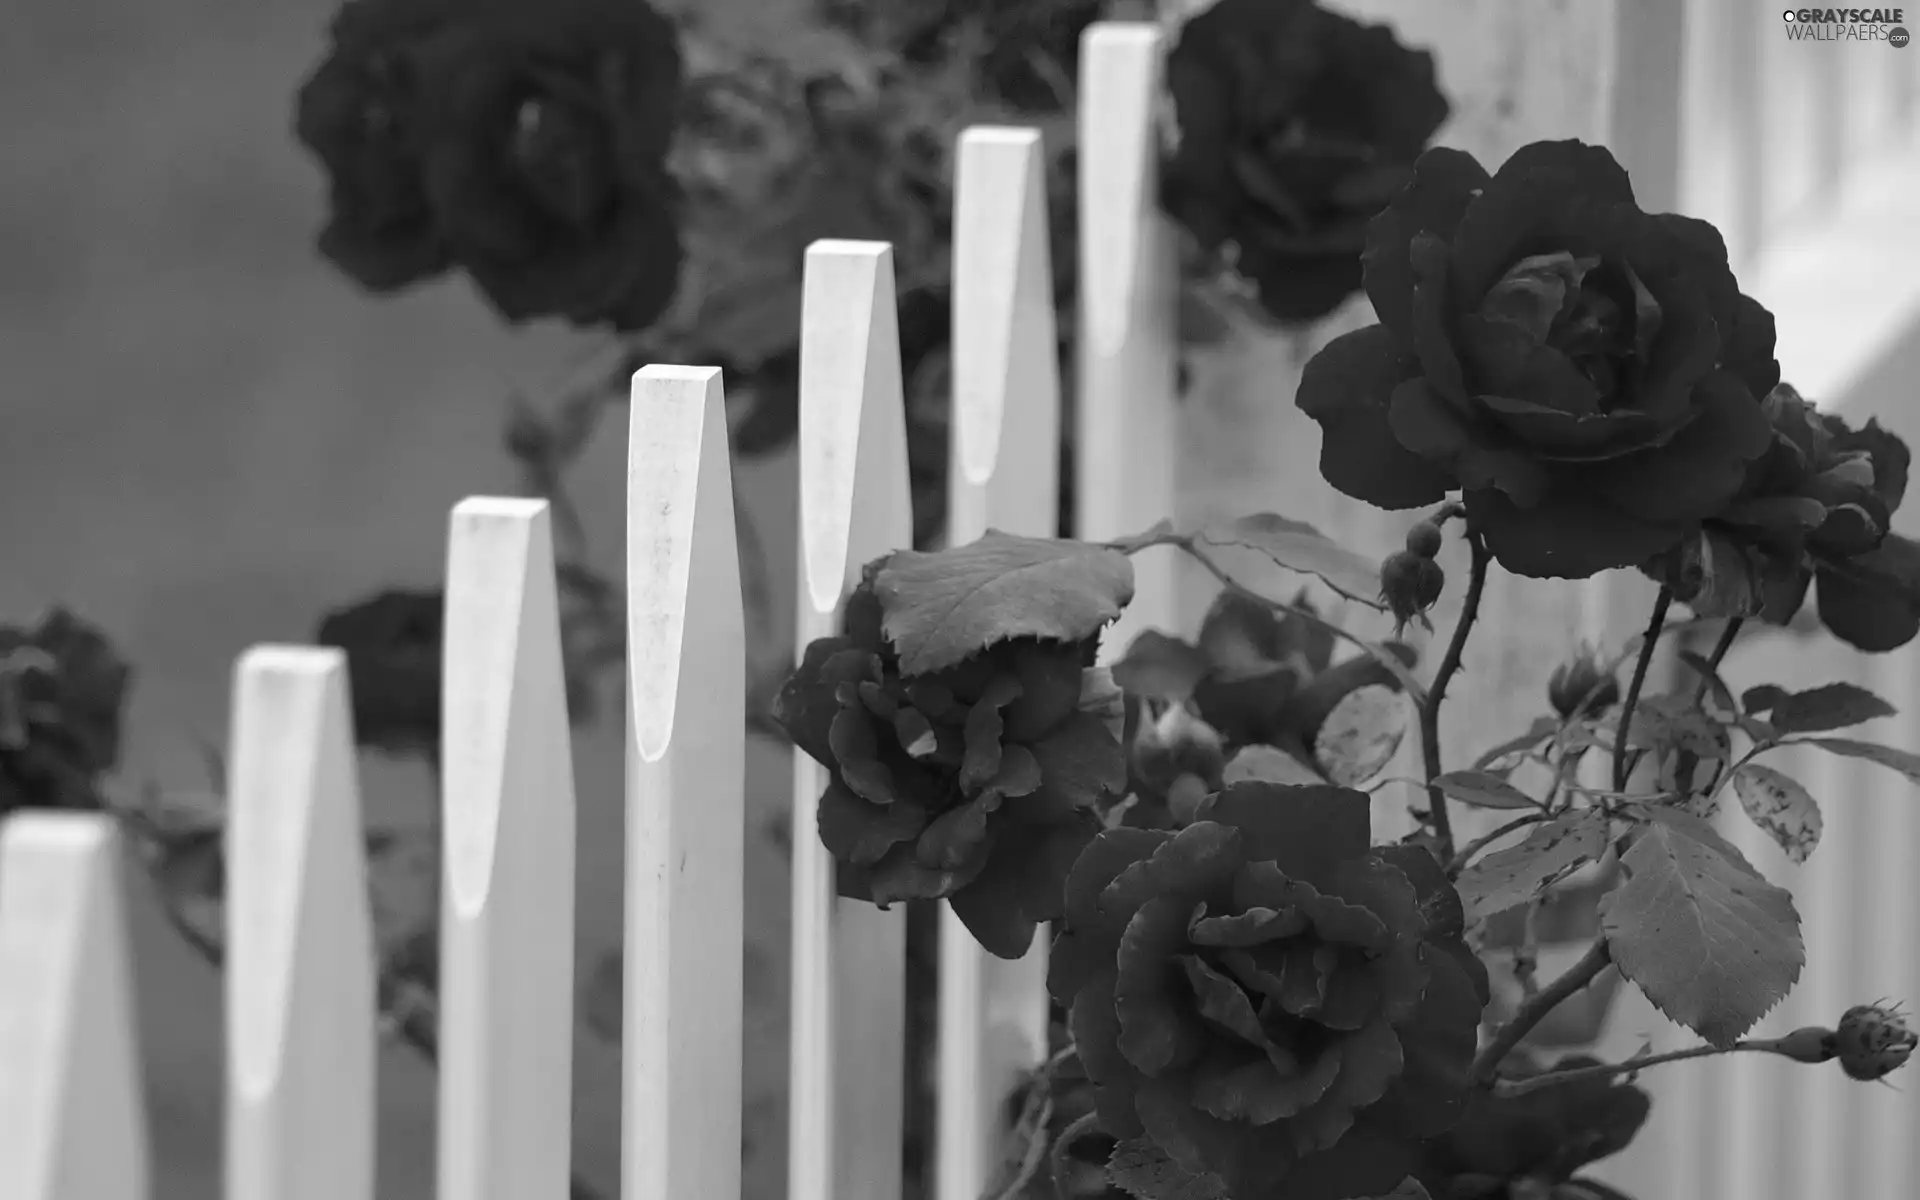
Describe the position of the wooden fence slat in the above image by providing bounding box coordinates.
[0,813,147,1200]
[225,646,376,1200]
[1076,21,1180,655]
[791,240,913,1200]
[438,497,578,1200]
[624,365,746,1200]
[935,125,1061,1200]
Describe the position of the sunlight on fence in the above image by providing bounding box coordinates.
[2,7,1919,1200]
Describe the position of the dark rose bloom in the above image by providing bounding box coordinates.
[774,576,1124,959]
[1415,1055,1648,1200]
[0,609,131,816]
[293,0,459,290]
[317,589,444,756]
[1162,0,1450,324]
[1298,139,1783,579]
[1649,382,1920,651]
[296,0,684,330]
[1048,783,1489,1199]
[1114,590,1416,782]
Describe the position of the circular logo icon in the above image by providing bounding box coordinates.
[1892,25,1911,46]
[1783,8,1797,19]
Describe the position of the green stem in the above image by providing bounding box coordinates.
[1493,1034,1802,1097]
[1421,532,1491,865]
[1472,939,1613,1082]
[1691,616,1745,705]
[1050,1111,1102,1200]
[1611,588,1674,793]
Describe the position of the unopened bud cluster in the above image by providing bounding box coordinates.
[1380,521,1446,636]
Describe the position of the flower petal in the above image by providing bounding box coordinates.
[1265,1115,1423,1200]
[1364,146,1491,345]
[1115,896,1211,1076]
[1066,973,1147,1138]
[1467,486,1685,579]
[1586,370,1774,523]
[1365,946,1485,1137]
[1296,324,1457,510]
[818,778,927,866]
[1816,540,1920,652]
[1389,378,1550,505]
[1447,141,1634,305]
[1198,782,1372,883]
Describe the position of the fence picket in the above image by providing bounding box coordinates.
[225,646,376,1200]
[438,497,578,1200]
[624,365,747,1200]
[791,240,913,1200]
[1075,22,1180,654]
[0,813,147,1200]
[934,126,1061,1200]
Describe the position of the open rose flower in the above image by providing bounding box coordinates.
[773,578,1124,958]
[0,609,131,816]
[1049,782,1489,1199]
[296,0,684,330]
[1651,382,1920,651]
[1414,1054,1648,1200]
[1298,139,1783,579]
[1163,0,1450,324]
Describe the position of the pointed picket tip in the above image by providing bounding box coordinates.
[1078,22,1165,354]
[952,125,1061,527]
[627,364,741,763]
[790,237,913,1200]
[438,496,578,1200]
[936,124,1065,1200]
[797,238,913,617]
[623,363,746,1200]
[0,813,148,1200]
[224,645,375,1200]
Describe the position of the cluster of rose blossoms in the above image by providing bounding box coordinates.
[1298,138,1920,652]
[294,0,683,331]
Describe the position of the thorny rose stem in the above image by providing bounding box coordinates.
[1612,587,1674,792]
[1421,530,1491,865]
[1472,938,1613,1083]
[1491,1033,1810,1097]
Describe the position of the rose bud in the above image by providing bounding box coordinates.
[1404,519,1444,559]
[1835,1003,1917,1081]
[1381,548,1445,636]
[1546,646,1621,720]
[1130,701,1228,798]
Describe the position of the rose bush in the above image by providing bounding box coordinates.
[1413,1055,1648,1200]
[1048,781,1488,1199]
[1162,0,1450,324]
[1297,139,1784,580]
[0,608,131,817]
[1651,381,1920,650]
[773,575,1125,959]
[296,0,683,329]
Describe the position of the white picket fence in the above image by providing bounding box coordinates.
[3,8,1920,1200]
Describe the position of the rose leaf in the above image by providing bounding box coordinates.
[1193,513,1388,610]
[1470,715,1561,772]
[1790,736,1920,787]
[1431,769,1539,810]
[1763,682,1896,735]
[1455,808,1612,923]
[1730,763,1822,865]
[1107,1136,1231,1200]
[1312,684,1408,787]
[874,531,1135,676]
[1113,631,1213,701]
[1598,808,1804,1047]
